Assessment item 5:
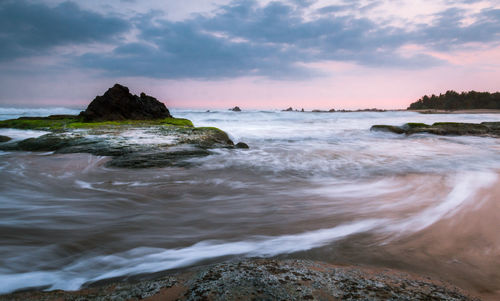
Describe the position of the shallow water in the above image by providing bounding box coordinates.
[1,109,500,298]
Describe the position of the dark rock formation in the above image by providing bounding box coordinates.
[0,126,237,168]
[371,122,500,137]
[329,108,336,112]
[3,259,479,301]
[0,135,11,143]
[79,84,171,121]
[230,106,242,112]
[283,107,294,112]
[235,142,249,149]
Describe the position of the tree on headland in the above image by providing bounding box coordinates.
[407,90,500,110]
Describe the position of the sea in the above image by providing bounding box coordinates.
[1,107,500,298]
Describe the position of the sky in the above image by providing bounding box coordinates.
[0,0,499,109]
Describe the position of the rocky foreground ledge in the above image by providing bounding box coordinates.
[371,122,500,138]
[0,84,248,168]
[1,259,478,301]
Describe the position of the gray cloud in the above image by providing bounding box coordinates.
[2,0,500,80]
[0,0,129,61]
[80,0,442,79]
[415,7,500,50]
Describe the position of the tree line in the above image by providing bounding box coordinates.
[407,90,500,110]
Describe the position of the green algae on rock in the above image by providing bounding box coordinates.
[0,123,238,168]
[371,122,500,137]
[0,116,193,131]
[0,135,11,143]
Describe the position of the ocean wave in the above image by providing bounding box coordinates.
[0,219,383,293]
[0,107,82,121]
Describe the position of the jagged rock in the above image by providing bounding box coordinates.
[230,106,242,112]
[0,135,11,143]
[79,84,171,121]
[283,107,293,111]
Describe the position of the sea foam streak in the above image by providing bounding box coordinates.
[0,171,495,293]
[0,219,383,293]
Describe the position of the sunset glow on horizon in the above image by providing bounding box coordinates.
[1,0,499,109]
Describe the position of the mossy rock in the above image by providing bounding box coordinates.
[0,135,12,143]
[106,148,211,168]
[0,117,79,131]
[404,123,430,129]
[431,122,490,135]
[235,142,249,149]
[370,125,405,134]
[482,122,500,135]
[68,117,193,129]
[372,121,499,137]
[181,127,234,148]
[481,122,500,129]
[0,114,241,168]
[0,116,193,131]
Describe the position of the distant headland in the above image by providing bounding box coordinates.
[408,90,500,111]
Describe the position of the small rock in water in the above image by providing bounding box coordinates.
[283,107,294,111]
[0,135,12,143]
[230,106,242,112]
[235,142,249,149]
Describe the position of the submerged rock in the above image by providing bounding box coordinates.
[79,84,172,121]
[371,122,500,137]
[230,106,242,112]
[235,142,249,149]
[107,147,211,168]
[0,135,11,143]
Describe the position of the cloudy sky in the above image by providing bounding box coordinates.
[1,0,499,109]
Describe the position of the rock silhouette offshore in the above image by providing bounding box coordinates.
[79,84,172,121]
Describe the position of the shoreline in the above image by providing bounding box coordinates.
[0,259,480,301]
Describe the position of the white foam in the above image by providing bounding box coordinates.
[388,171,498,233]
[119,130,178,145]
[0,107,82,121]
[0,128,49,140]
[0,219,384,293]
[74,180,93,189]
